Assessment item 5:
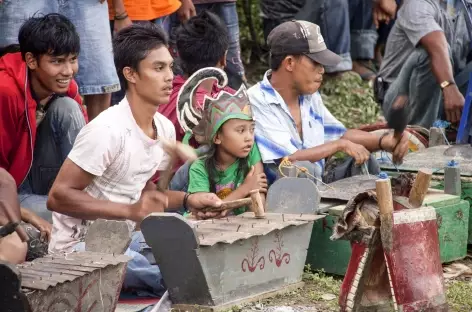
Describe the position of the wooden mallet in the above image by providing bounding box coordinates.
[158,138,198,191]
[200,189,265,218]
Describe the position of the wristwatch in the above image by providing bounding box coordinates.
[440,80,455,89]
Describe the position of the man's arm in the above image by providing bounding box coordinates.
[47,159,134,221]
[396,0,464,123]
[0,91,19,180]
[0,169,27,264]
[111,0,132,33]
[289,129,409,165]
[0,169,21,225]
[341,129,381,152]
[420,31,452,85]
[288,139,349,163]
[111,0,126,15]
[420,31,464,123]
[49,161,220,221]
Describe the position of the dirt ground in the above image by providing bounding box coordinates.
[227,256,472,312]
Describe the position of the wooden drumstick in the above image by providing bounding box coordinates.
[158,139,198,191]
[200,190,266,218]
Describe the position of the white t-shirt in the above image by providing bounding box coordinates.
[49,97,176,253]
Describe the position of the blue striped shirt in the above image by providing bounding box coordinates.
[248,70,346,172]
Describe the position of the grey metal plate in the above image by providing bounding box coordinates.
[319,175,377,201]
[379,145,472,176]
[266,178,321,214]
[17,251,130,291]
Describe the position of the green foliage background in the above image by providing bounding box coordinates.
[236,0,381,129]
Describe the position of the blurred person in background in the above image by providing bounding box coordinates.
[376,0,472,128]
[107,0,197,105]
[169,0,245,89]
[260,0,397,81]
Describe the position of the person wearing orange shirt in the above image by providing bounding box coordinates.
[108,0,196,35]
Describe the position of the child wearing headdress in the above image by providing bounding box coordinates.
[180,68,267,215]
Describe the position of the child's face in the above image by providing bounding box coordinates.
[214,119,255,158]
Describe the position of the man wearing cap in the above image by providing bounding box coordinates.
[247,20,409,184]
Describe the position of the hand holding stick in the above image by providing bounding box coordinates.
[158,139,198,191]
[199,189,265,218]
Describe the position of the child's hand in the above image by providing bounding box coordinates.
[242,166,268,194]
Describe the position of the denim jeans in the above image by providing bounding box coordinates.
[110,16,172,105]
[284,0,378,73]
[74,231,166,298]
[382,47,472,128]
[18,97,86,223]
[169,2,245,89]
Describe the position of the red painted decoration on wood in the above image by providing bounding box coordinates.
[241,237,265,272]
[269,231,291,267]
[46,278,101,312]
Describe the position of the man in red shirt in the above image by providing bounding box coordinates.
[158,10,234,148]
[0,14,87,224]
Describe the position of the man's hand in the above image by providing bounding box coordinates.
[187,193,223,220]
[113,17,132,34]
[129,191,168,222]
[379,132,409,164]
[373,0,397,28]
[339,139,371,165]
[242,166,268,194]
[177,0,197,22]
[443,86,464,124]
[23,212,52,243]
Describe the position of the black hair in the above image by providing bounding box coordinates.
[270,53,300,71]
[175,10,229,76]
[0,44,20,58]
[18,13,80,60]
[203,131,250,194]
[113,23,168,89]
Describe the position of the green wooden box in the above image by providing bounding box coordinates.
[305,211,350,276]
[306,192,470,276]
[430,180,472,243]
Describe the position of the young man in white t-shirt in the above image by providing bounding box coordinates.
[46,23,221,297]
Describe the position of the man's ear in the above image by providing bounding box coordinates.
[123,67,137,85]
[24,52,38,70]
[218,50,228,68]
[284,55,298,72]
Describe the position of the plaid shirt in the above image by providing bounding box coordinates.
[247,70,346,173]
